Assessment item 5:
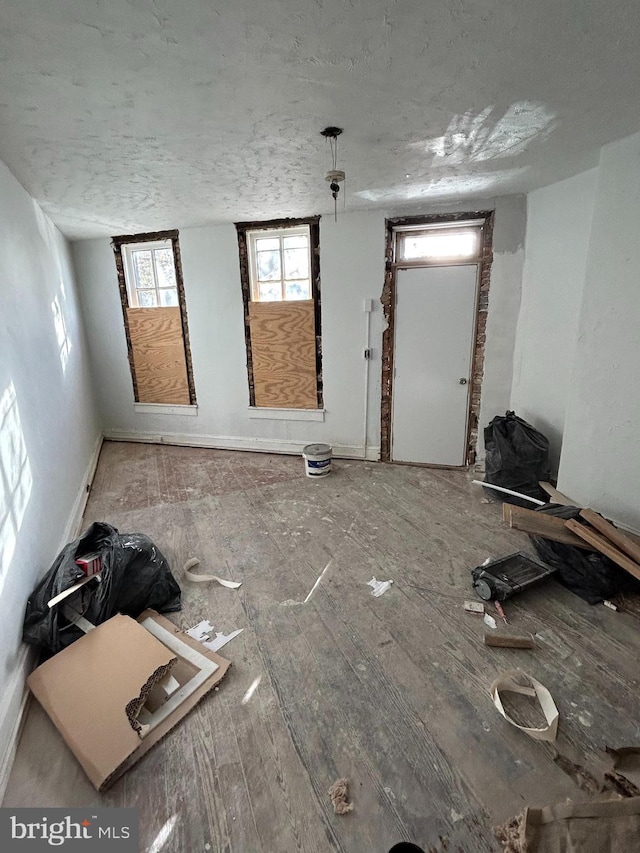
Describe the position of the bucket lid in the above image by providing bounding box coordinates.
[303,443,332,455]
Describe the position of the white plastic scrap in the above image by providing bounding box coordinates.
[367,577,394,597]
[483,613,497,630]
[186,620,244,652]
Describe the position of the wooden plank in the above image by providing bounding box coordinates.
[126,307,190,404]
[503,503,593,549]
[483,633,535,649]
[249,300,317,409]
[580,509,640,563]
[565,519,640,582]
[539,481,575,505]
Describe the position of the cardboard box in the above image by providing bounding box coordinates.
[27,611,230,791]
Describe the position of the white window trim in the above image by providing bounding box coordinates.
[122,239,178,307]
[247,224,312,302]
[248,406,325,422]
[134,403,198,416]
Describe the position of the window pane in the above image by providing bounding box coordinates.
[154,248,176,289]
[137,289,157,307]
[258,281,282,301]
[284,247,309,280]
[132,250,154,289]
[257,249,281,281]
[401,230,479,260]
[285,280,310,300]
[159,288,178,307]
[283,235,307,250]
[255,237,280,252]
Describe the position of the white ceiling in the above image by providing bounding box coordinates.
[1,0,639,239]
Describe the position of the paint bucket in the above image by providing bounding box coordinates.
[302,443,332,478]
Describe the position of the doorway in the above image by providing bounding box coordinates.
[380,213,494,466]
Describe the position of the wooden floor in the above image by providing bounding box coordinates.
[5,441,640,852]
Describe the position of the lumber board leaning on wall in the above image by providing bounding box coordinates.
[249,300,318,409]
[126,307,190,404]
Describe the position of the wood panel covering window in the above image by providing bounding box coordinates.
[236,217,323,410]
[111,230,196,406]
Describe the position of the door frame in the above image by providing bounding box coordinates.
[380,211,495,466]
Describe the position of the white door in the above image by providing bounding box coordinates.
[391,264,478,466]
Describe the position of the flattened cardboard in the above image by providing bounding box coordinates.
[27,611,230,791]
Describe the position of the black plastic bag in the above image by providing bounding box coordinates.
[484,411,550,505]
[23,522,181,654]
[530,505,640,604]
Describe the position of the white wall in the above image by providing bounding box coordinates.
[0,161,100,790]
[477,196,526,455]
[74,200,525,462]
[511,169,599,472]
[558,132,640,528]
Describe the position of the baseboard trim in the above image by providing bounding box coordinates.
[104,430,381,462]
[64,432,104,540]
[0,645,36,802]
[0,432,103,801]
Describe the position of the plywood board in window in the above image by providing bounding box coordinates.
[126,307,190,404]
[249,300,317,409]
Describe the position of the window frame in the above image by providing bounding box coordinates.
[121,238,179,308]
[393,220,484,268]
[235,216,323,410]
[111,229,197,406]
[247,224,312,302]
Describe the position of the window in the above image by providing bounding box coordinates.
[248,226,311,301]
[396,223,481,264]
[122,240,179,307]
[111,230,196,407]
[236,217,323,410]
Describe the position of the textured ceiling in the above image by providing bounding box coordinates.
[1,0,639,239]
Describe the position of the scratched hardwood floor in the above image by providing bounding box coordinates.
[5,441,640,852]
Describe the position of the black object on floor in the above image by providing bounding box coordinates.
[23,521,182,654]
[388,844,425,852]
[472,551,556,601]
[484,410,550,505]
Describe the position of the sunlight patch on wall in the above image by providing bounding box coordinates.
[0,382,33,595]
[52,295,72,372]
[411,102,556,166]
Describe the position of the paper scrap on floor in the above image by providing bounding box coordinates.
[183,557,242,589]
[490,668,559,742]
[367,577,393,597]
[465,600,484,614]
[187,619,244,652]
[484,613,497,630]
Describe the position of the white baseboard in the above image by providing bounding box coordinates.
[0,645,36,802]
[0,432,103,802]
[63,433,104,540]
[104,429,381,462]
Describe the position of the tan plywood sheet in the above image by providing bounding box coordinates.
[127,307,190,404]
[249,300,317,409]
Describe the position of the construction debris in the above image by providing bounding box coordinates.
[183,557,242,588]
[484,633,534,649]
[367,577,393,597]
[328,778,354,815]
[490,669,559,742]
[464,600,484,614]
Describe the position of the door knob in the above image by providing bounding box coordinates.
[459,378,468,385]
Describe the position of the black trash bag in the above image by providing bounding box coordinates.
[530,505,640,604]
[484,411,550,505]
[23,522,181,655]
